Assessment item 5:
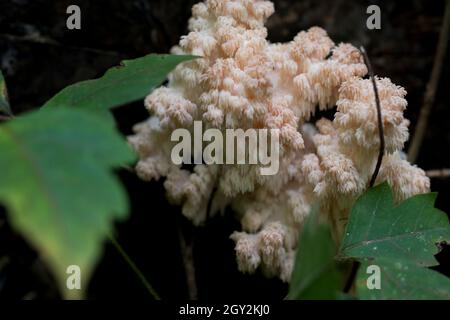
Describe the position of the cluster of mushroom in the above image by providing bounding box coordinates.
[128,0,430,281]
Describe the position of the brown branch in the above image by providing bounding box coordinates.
[344,46,385,294]
[426,169,450,178]
[408,0,450,163]
[177,223,198,300]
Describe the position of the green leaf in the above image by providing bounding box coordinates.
[357,258,450,299]
[0,70,12,116]
[340,182,450,267]
[288,208,343,299]
[0,107,135,298]
[42,54,196,112]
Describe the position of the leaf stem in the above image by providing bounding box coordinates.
[343,47,385,293]
[108,234,161,300]
[360,47,385,188]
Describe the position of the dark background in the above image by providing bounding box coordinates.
[0,0,449,300]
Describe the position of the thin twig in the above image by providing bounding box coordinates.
[177,223,198,300]
[360,47,385,188]
[408,0,450,163]
[344,46,385,294]
[108,234,161,300]
[426,169,450,178]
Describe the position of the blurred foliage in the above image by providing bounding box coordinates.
[0,54,193,298]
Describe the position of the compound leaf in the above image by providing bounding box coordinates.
[340,182,450,267]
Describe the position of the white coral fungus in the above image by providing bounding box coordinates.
[128,0,430,282]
